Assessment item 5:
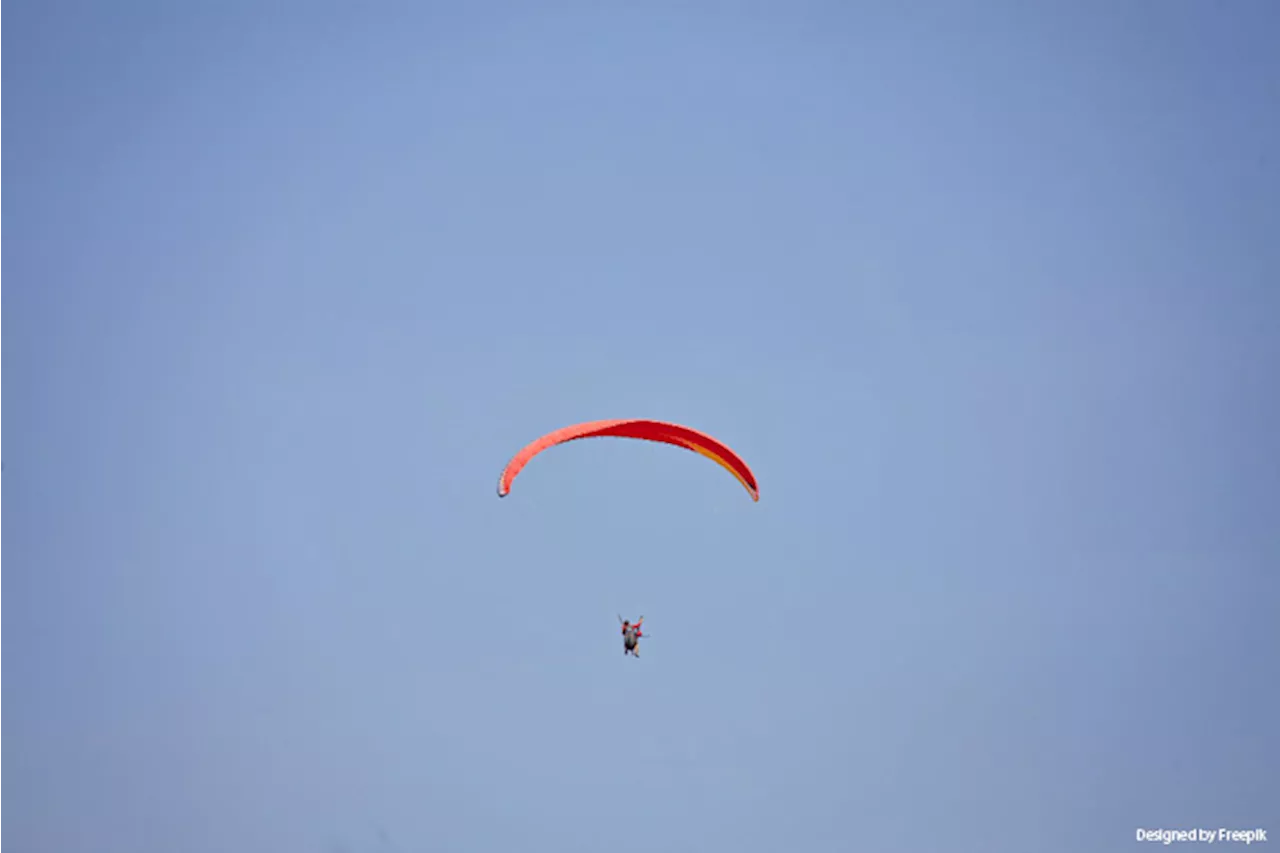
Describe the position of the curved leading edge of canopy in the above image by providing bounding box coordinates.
[496,419,759,501]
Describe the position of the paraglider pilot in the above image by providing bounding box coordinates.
[620,617,644,657]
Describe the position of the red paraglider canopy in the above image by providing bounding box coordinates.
[496,419,759,501]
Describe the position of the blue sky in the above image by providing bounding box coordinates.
[5,2,1278,851]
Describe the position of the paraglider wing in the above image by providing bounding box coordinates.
[496,419,759,501]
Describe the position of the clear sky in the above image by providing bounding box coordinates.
[5,2,1279,851]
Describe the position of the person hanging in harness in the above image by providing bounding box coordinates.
[620,616,644,657]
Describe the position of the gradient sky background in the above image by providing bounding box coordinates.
[5,2,1279,852]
